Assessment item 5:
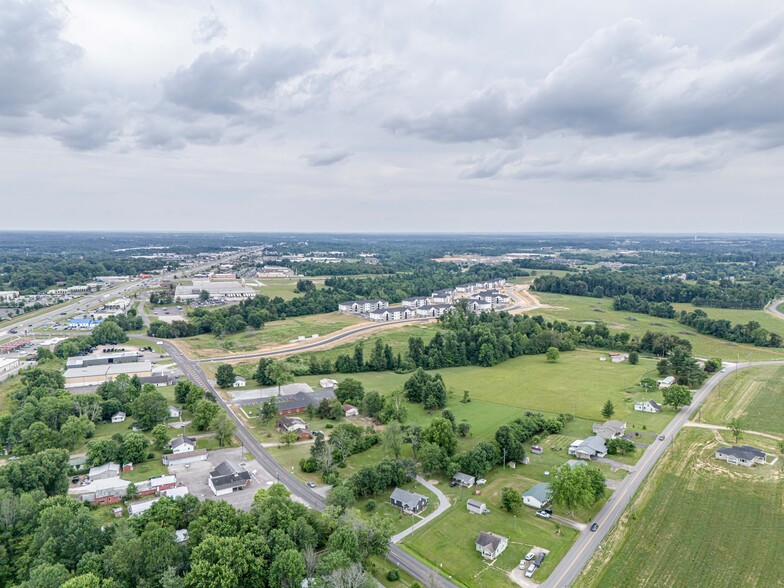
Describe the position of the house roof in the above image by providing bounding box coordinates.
[89,462,120,477]
[234,376,246,382]
[453,472,475,484]
[170,435,196,449]
[164,449,207,463]
[467,499,486,509]
[403,296,429,301]
[390,487,427,509]
[279,416,307,428]
[340,299,386,305]
[638,399,662,409]
[342,404,357,411]
[579,436,608,455]
[209,461,251,491]
[718,445,766,461]
[523,482,551,503]
[476,531,507,552]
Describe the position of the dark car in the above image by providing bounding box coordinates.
[71,476,80,484]
[590,523,599,532]
[658,434,666,441]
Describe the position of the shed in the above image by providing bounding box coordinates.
[467,499,489,514]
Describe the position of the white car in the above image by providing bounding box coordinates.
[536,510,552,519]
[525,564,537,578]
[524,552,535,561]
[476,479,487,485]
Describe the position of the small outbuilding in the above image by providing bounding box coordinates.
[233,376,246,388]
[111,412,126,423]
[467,499,489,514]
[342,404,359,417]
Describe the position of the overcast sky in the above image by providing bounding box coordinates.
[2,1,783,233]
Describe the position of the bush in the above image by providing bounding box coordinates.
[387,569,400,581]
[325,423,334,429]
[366,499,376,512]
[322,470,340,485]
[299,457,319,473]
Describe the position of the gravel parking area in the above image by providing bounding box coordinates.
[166,447,278,511]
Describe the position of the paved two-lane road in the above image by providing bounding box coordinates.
[542,360,784,587]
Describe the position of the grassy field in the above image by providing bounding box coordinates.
[177,312,365,358]
[699,364,784,436]
[535,293,784,362]
[254,278,326,301]
[579,428,784,588]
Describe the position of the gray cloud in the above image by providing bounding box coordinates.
[388,15,784,143]
[300,149,353,166]
[193,6,227,44]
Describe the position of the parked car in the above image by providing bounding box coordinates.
[524,552,535,561]
[449,480,458,487]
[71,476,80,484]
[658,434,665,441]
[306,482,316,488]
[590,522,599,532]
[476,479,487,485]
[536,510,551,519]
[525,563,537,578]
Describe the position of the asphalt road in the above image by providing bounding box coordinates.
[541,360,784,588]
[151,337,460,588]
[765,298,784,320]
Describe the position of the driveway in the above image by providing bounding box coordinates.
[594,457,635,472]
[391,476,451,543]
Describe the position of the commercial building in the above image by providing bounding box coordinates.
[174,280,256,301]
[0,291,19,301]
[162,449,208,467]
[68,477,130,506]
[64,361,153,388]
[208,461,252,496]
[0,357,21,375]
[66,351,142,369]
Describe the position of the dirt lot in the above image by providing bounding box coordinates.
[166,447,278,511]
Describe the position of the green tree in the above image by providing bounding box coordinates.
[639,377,658,392]
[417,441,447,476]
[335,378,364,405]
[379,389,407,424]
[546,347,560,363]
[549,464,605,514]
[60,415,95,450]
[266,361,293,396]
[705,357,723,373]
[501,487,522,512]
[92,321,128,344]
[383,420,404,459]
[152,423,169,450]
[193,400,221,431]
[601,400,615,419]
[662,384,692,410]
[727,418,744,443]
[422,417,457,456]
[87,439,119,466]
[361,390,384,418]
[211,412,235,447]
[269,549,306,588]
[628,351,639,365]
[325,485,356,514]
[457,422,471,438]
[260,398,278,425]
[199,289,210,302]
[121,432,150,464]
[133,389,169,430]
[215,364,236,388]
[185,534,254,588]
[280,432,298,446]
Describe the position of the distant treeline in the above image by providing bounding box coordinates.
[678,309,782,347]
[533,269,783,309]
[613,294,676,318]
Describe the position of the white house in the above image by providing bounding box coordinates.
[168,405,182,418]
[609,353,628,363]
[111,412,126,423]
[208,461,251,496]
[522,482,551,509]
[453,472,476,487]
[634,399,662,413]
[467,499,489,514]
[568,436,608,460]
[658,376,676,388]
[475,532,508,560]
[430,289,455,304]
[343,404,359,417]
[319,378,338,389]
[170,435,196,454]
[715,446,767,467]
[338,299,388,314]
[233,376,246,388]
[402,296,429,308]
[592,420,627,439]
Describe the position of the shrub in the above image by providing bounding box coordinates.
[366,499,376,512]
[387,569,400,581]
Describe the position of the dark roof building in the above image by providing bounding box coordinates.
[715,445,766,467]
[208,461,252,496]
[389,487,428,513]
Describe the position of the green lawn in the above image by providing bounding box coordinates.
[535,293,784,362]
[120,457,169,482]
[353,479,439,535]
[699,364,784,436]
[178,312,365,359]
[254,278,325,301]
[404,469,580,586]
[579,429,784,588]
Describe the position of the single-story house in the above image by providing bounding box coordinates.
[609,353,628,363]
[162,449,208,467]
[111,412,126,423]
[389,488,428,513]
[467,499,489,515]
[634,399,662,413]
[453,472,476,488]
[278,416,308,433]
[89,462,120,481]
[475,532,508,560]
[658,376,676,388]
[715,445,767,467]
[168,405,182,418]
[208,461,252,496]
[592,420,627,440]
[568,436,608,460]
[170,435,197,454]
[233,376,246,388]
[343,404,359,417]
[522,482,551,509]
[161,486,189,499]
[319,378,339,389]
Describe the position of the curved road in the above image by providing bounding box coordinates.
[150,336,459,588]
[542,359,784,588]
[765,298,784,320]
[391,476,451,544]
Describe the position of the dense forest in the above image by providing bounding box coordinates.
[678,309,782,347]
[533,268,784,309]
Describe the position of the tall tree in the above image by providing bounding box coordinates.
[727,418,744,443]
[382,420,403,459]
[601,400,615,419]
[215,364,236,389]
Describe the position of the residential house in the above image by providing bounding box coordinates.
[162,449,208,467]
[452,472,476,488]
[89,462,120,481]
[467,499,489,515]
[233,376,247,388]
[522,482,551,509]
[168,405,182,418]
[415,304,453,318]
[609,353,629,363]
[402,296,429,308]
[430,289,455,304]
[634,399,662,413]
[343,404,359,417]
[715,445,767,467]
[278,416,308,434]
[319,378,338,389]
[568,436,608,460]
[389,488,428,513]
[170,435,197,454]
[592,420,627,440]
[475,532,508,560]
[658,376,676,388]
[466,299,492,312]
[111,412,126,423]
[208,461,252,496]
[128,497,160,517]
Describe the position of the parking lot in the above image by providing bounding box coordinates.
[151,306,184,324]
[166,447,278,511]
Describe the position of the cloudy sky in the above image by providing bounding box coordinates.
[2,1,783,233]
